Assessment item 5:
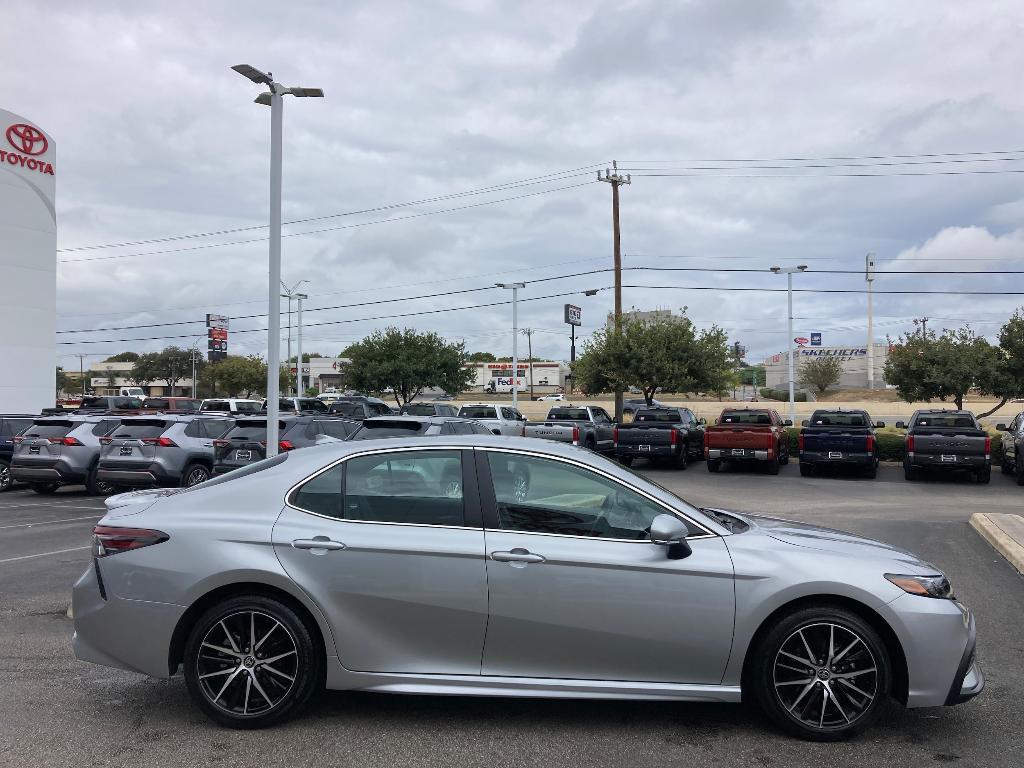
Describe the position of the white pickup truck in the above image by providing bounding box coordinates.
[457,403,526,436]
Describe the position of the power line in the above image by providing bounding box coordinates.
[620,149,1024,163]
[57,181,596,264]
[631,168,1024,179]
[619,156,1024,172]
[621,284,1024,295]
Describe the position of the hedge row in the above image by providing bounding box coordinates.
[784,428,1004,464]
[759,388,808,402]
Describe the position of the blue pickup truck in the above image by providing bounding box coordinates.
[798,409,884,478]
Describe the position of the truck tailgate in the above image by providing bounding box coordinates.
[913,432,988,457]
[525,424,574,442]
[802,431,871,453]
[707,428,773,449]
[617,426,673,446]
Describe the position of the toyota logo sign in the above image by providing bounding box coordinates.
[6,123,48,156]
[794,337,810,346]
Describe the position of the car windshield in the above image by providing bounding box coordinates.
[635,410,680,423]
[547,409,590,421]
[459,406,497,419]
[402,404,437,416]
[720,411,771,425]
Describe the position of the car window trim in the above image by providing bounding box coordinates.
[472,446,718,541]
[285,445,483,529]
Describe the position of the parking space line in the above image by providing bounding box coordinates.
[0,515,102,530]
[0,546,90,564]
[0,503,106,511]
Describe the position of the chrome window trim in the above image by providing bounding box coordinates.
[474,446,719,539]
[285,444,475,529]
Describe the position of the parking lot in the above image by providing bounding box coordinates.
[1,463,1022,768]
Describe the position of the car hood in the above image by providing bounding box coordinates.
[722,511,939,573]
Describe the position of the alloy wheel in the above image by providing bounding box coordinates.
[0,463,10,491]
[187,466,211,486]
[773,622,878,732]
[195,610,299,718]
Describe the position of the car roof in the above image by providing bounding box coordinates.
[362,415,476,425]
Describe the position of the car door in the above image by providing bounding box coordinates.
[272,447,489,675]
[684,409,705,454]
[500,408,522,436]
[478,449,735,685]
[1005,415,1021,467]
[591,408,615,449]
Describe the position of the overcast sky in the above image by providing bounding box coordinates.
[6,0,1024,370]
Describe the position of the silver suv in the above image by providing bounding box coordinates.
[96,416,234,489]
[10,415,122,495]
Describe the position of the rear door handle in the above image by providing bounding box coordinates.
[491,548,545,564]
[292,537,346,552]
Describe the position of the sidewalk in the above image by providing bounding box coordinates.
[971,513,1024,575]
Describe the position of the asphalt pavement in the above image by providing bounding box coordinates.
[1,464,1022,768]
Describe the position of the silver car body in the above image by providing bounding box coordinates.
[457,403,525,436]
[73,436,980,710]
[11,415,122,487]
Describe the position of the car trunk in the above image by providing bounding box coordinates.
[215,420,286,466]
[912,430,988,457]
[16,421,76,462]
[617,425,675,446]
[707,426,774,449]
[101,420,169,466]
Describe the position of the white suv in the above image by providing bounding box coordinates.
[199,399,262,415]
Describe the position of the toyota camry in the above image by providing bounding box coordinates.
[72,436,982,740]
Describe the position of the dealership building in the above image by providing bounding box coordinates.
[762,343,890,390]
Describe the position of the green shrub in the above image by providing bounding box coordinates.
[760,388,806,402]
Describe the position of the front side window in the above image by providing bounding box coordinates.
[344,450,464,525]
[486,453,684,540]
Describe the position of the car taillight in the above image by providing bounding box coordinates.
[613,427,619,446]
[99,436,113,445]
[866,435,874,452]
[669,428,678,445]
[92,525,168,558]
[279,440,295,451]
[572,425,579,444]
[984,435,991,456]
[907,435,915,453]
[798,433,805,451]
[213,439,230,447]
[51,436,82,446]
[143,437,178,447]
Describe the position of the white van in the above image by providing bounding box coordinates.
[119,387,145,398]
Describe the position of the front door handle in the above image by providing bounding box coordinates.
[491,548,545,564]
[292,537,346,552]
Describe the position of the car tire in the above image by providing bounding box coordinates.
[748,605,891,741]
[86,469,115,496]
[863,463,878,479]
[766,456,781,475]
[676,445,688,470]
[617,456,634,468]
[903,461,918,481]
[182,463,212,488]
[183,595,323,729]
[779,446,790,466]
[1016,455,1024,486]
[799,463,813,477]
[29,482,60,495]
[706,459,721,473]
[0,460,11,492]
[976,468,991,484]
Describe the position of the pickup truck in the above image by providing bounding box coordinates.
[704,408,791,474]
[798,409,884,478]
[457,403,526,436]
[897,410,991,483]
[524,405,616,453]
[613,407,706,469]
[996,413,1024,485]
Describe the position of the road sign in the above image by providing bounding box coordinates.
[564,304,582,326]
[810,332,822,346]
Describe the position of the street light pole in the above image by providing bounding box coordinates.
[233,64,323,458]
[496,283,525,410]
[769,265,808,424]
[296,292,307,395]
[281,279,309,396]
[866,253,875,390]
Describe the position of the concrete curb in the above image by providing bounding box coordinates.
[970,513,1024,576]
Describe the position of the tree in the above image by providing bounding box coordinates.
[468,351,496,362]
[200,355,266,398]
[798,355,844,395]
[128,352,159,387]
[976,309,1024,417]
[572,310,731,405]
[104,352,140,363]
[345,327,475,407]
[55,366,67,397]
[100,366,117,392]
[738,365,765,387]
[152,346,192,394]
[884,326,1002,410]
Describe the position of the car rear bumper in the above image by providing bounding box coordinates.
[72,563,185,679]
[97,462,179,487]
[616,445,677,458]
[707,448,769,460]
[800,450,873,465]
[908,454,990,470]
[10,459,88,483]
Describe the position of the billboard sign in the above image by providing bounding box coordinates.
[206,313,229,361]
[810,332,822,346]
[564,304,582,326]
[794,337,809,347]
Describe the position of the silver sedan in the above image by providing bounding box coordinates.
[72,436,983,740]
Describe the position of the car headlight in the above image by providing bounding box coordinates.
[884,573,953,599]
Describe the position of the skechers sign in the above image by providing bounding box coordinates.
[771,347,868,364]
[2,123,55,175]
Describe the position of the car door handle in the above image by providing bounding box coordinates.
[202,442,213,447]
[292,537,346,551]
[490,548,545,564]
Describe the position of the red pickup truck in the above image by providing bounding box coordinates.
[704,408,792,474]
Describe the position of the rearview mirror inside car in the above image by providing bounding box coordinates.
[649,514,692,560]
[895,421,906,429]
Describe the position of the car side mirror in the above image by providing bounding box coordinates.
[697,417,706,426]
[997,423,1007,431]
[649,514,692,560]
[876,421,886,429]
[783,419,793,427]
[801,419,809,427]
[895,421,906,429]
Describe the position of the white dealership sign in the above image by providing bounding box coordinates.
[0,109,56,413]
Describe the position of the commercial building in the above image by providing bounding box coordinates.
[762,343,889,390]
[1,108,56,413]
[291,358,350,392]
[462,361,571,394]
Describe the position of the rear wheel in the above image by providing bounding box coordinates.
[86,469,115,496]
[183,595,323,729]
[863,462,878,479]
[676,445,688,470]
[748,605,890,741]
[706,459,721,473]
[766,455,781,475]
[1016,455,1024,486]
[182,463,212,488]
[903,460,918,481]
[0,461,11,492]
[799,463,813,477]
[30,482,59,495]
[976,468,991,484]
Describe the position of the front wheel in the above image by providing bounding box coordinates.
[1016,455,1024,486]
[183,595,323,729]
[0,461,11,492]
[799,463,813,477]
[748,605,890,741]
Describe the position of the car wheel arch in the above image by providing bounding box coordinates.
[739,594,909,706]
[167,580,330,678]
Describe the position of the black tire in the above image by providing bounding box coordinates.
[182,463,212,488]
[766,455,781,475]
[0,460,11,492]
[183,595,323,729]
[707,459,721,473]
[1000,459,1012,475]
[30,482,60,495]
[747,605,891,741]
[976,468,991,485]
[903,460,918,481]
[863,462,878,479]
[1016,455,1024,486]
[584,437,596,452]
[617,456,634,468]
[779,446,790,466]
[799,463,813,477]
[86,468,115,496]
[676,444,688,470]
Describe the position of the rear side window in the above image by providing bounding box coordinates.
[459,406,497,419]
[203,420,234,438]
[25,421,76,438]
[113,421,168,439]
[343,451,464,525]
[316,420,359,439]
[291,463,343,517]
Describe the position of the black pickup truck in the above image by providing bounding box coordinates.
[613,407,706,469]
[798,409,884,478]
[896,410,991,483]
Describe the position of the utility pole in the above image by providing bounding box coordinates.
[76,352,87,399]
[521,328,534,402]
[285,295,292,393]
[296,291,307,395]
[281,279,309,396]
[599,161,630,421]
[915,316,930,338]
[496,283,525,410]
[866,253,875,389]
[770,265,808,425]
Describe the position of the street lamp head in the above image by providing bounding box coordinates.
[254,92,273,106]
[231,64,273,86]
[287,87,325,98]
[584,289,599,296]
[495,282,525,289]
[769,266,781,273]
[797,265,808,272]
